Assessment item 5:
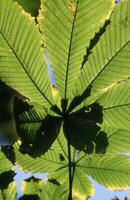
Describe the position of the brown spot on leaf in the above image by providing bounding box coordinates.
[68,2,76,15]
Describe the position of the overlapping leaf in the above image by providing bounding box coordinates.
[14,131,130,197]
[15,102,62,156]
[86,80,130,153]
[55,167,95,199]
[68,1,130,154]
[14,131,68,174]
[21,176,68,200]
[15,0,40,16]
[14,132,95,199]
[95,80,130,153]
[39,0,115,100]
[101,126,130,153]
[0,149,13,173]
[0,182,16,200]
[0,0,130,198]
[63,103,108,153]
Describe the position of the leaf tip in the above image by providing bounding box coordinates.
[72,191,87,200]
[100,0,115,23]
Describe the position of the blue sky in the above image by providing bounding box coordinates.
[91,180,130,200]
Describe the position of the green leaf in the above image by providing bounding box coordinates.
[73,168,95,199]
[22,177,43,198]
[74,0,130,105]
[101,125,130,153]
[102,104,130,130]
[1,0,130,197]
[15,104,62,156]
[96,80,130,108]
[94,81,130,153]
[67,1,130,156]
[39,0,115,100]
[79,154,130,191]
[0,182,16,200]
[50,163,95,199]
[21,176,68,200]
[0,149,13,173]
[80,79,130,153]
[15,131,95,199]
[98,82,130,131]
[0,0,52,107]
[14,131,68,174]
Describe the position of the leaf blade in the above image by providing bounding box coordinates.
[39,0,115,100]
[0,182,16,200]
[79,154,130,191]
[0,0,52,107]
[74,1,130,105]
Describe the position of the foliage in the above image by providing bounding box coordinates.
[0,0,130,199]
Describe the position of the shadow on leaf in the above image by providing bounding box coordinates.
[15,0,41,17]
[14,99,62,157]
[18,195,39,200]
[0,81,18,144]
[1,146,15,164]
[18,114,62,157]
[0,170,15,189]
[81,19,111,69]
[67,86,92,113]
[64,103,108,154]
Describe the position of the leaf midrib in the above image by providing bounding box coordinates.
[57,138,68,159]
[77,164,130,175]
[103,103,130,110]
[64,0,79,100]
[0,31,53,107]
[82,39,130,97]
[19,120,43,124]
[41,157,66,166]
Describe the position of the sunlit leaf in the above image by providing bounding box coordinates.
[79,154,130,191]
[39,0,115,100]
[0,0,52,107]
[0,182,16,200]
